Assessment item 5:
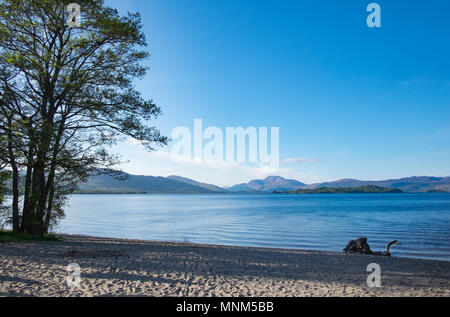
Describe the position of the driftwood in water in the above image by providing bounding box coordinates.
[344,237,399,256]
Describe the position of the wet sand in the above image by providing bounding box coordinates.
[0,234,449,297]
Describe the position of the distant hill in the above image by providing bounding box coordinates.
[228,176,306,192]
[227,176,450,193]
[8,170,449,194]
[166,176,226,192]
[76,173,221,194]
[278,185,403,194]
[426,189,449,193]
[306,177,450,193]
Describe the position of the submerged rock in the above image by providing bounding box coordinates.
[344,237,373,254]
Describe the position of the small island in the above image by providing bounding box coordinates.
[427,189,449,193]
[275,185,403,194]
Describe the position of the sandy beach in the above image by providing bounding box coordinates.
[0,234,449,297]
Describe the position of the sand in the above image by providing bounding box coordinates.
[0,234,449,297]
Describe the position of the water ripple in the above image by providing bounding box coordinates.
[56,193,450,261]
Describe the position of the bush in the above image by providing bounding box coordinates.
[0,230,62,243]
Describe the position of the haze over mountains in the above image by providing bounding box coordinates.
[228,176,306,192]
[76,172,450,194]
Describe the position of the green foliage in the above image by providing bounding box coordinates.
[0,0,167,235]
[279,185,403,194]
[0,230,61,243]
[0,171,8,205]
[426,189,449,193]
[0,171,10,229]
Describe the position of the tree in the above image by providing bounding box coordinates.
[0,170,9,229]
[0,0,167,235]
[0,170,7,205]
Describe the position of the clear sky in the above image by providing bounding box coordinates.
[104,0,450,187]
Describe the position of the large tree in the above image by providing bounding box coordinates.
[0,0,167,234]
[0,170,9,228]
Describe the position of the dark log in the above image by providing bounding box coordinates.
[344,238,399,256]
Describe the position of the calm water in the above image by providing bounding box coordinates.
[57,194,450,261]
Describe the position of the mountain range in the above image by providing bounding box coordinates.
[228,176,306,192]
[303,177,450,193]
[76,173,224,194]
[229,176,450,193]
[76,173,450,194]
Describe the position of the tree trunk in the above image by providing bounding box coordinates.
[43,117,66,234]
[20,151,34,233]
[7,117,20,233]
[24,145,48,235]
[44,184,55,234]
[25,108,53,235]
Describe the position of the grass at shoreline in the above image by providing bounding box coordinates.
[0,230,61,243]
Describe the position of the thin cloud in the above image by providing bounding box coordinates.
[282,158,322,164]
[128,137,144,146]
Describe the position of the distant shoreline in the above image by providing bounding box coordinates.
[274,185,404,194]
[72,191,449,195]
[76,172,450,194]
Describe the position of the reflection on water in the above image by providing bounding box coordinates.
[57,193,450,261]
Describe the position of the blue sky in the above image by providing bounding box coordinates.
[105,0,450,186]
